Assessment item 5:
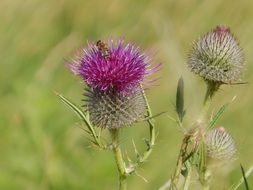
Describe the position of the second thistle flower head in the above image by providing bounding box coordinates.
[68,39,156,129]
[187,25,244,84]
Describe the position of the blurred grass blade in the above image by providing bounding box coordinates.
[230,165,253,190]
[198,142,206,173]
[55,92,103,148]
[208,103,229,130]
[208,96,236,130]
[240,164,250,190]
[197,141,208,187]
[176,77,186,122]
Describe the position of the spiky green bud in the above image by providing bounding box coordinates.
[188,25,244,84]
[205,127,236,161]
[84,86,147,129]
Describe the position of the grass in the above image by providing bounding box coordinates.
[0,0,253,189]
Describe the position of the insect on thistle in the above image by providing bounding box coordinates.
[96,40,110,60]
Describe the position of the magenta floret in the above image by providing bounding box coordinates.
[69,39,153,93]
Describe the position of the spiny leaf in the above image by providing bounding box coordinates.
[240,164,250,190]
[141,111,167,121]
[176,77,186,123]
[55,92,103,148]
[56,91,87,122]
[132,139,140,159]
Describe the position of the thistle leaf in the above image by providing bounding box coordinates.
[176,77,186,123]
[56,92,88,122]
[55,92,103,148]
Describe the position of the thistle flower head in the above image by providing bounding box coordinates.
[187,25,244,83]
[205,127,237,161]
[68,39,157,129]
[69,39,153,93]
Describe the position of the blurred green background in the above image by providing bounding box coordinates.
[1,0,253,189]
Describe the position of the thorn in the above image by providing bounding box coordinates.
[78,126,92,134]
[231,95,237,102]
[132,139,140,159]
[135,171,148,183]
[142,111,167,121]
[125,150,132,163]
[53,90,60,96]
[143,138,150,148]
[88,139,99,147]
[166,115,177,122]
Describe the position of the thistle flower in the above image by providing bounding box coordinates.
[205,127,237,161]
[187,25,244,84]
[68,39,156,129]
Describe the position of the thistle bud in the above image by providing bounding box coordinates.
[187,25,244,84]
[84,86,147,129]
[205,127,237,161]
[68,39,157,128]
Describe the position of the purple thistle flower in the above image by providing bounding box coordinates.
[69,39,154,93]
[67,39,157,129]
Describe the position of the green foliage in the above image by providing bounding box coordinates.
[208,102,229,130]
[176,77,186,123]
[56,92,105,148]
[240,164,250,190]
[1,0,253,189]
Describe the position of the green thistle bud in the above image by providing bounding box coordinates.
[188,25,244,84]
[205,127,237,161]
[84,86,147,129]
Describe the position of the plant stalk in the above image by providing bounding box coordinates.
[110,129,127,190]
[130,88,156,172]
[183,161,192,190]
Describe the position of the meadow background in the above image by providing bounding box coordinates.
[1,0,253,189]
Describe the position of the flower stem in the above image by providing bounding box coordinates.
[183,161,192,190]
[141,90,156,161]
[129,88,156,172]
[109,129,127,190]
[201,81,221,122]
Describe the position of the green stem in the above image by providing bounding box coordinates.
[198,80,222,129]
[141,90,156,161]
[119,176,127,190]
[170,134,192,189]
[183,161,192,190]
[199,172,210,190]
[110,129,127,190]
[202,179,210,190]
[203,80,221,105]
[129,88,156,172]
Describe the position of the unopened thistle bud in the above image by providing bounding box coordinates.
[187,25,244,84]
[68,39,157,129]
[205,127,237,161]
